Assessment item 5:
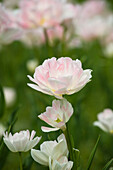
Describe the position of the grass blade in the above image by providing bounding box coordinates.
[102,159,113,170]
[86,135,100,170]
[0,85,5,118]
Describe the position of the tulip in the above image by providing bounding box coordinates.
[38,99,73,132]
[31,134,68,167]
[49,156,73,170]
[3,130,41,152]
[28,57,92,99]
[93,109,113,133]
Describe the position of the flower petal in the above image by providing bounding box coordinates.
[31,149,49,166]
[41,126,59,132]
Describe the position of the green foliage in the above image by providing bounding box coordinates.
[0,85,5,118]
[86,135,100,170]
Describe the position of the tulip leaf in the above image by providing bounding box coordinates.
[102,159,113,170]
[0,85,5,118]
[73,148,80,169]
[86,135,100,170]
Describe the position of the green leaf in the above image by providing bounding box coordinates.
[86,135,100,170]
[102,159,113,170]
[0,85,5,118]
[73,148,80,169]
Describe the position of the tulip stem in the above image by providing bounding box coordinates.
[44,28,50,57]
[19,152,23,170]
[63,124,73,162]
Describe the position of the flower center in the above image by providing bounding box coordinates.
[39,18,46,26]
[55,118,62,123]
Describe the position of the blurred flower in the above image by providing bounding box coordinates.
[94,109,113,133]
[3,87,16,107]
[27,59,39,73]
[28,57,92,99]
[18,0,76,29]
[47,25,64,44]
[104,43,113,58]
[0,4,22,45]
[109,168,113,170]
[49,156,73,170]
[38,99,73,132]
[0,123,6,138]
[31,134,68,167]
[3,130,41,152]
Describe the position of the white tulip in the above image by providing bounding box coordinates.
[94,109,113,133]
[31,134,68,166]
[49,156,73,170]
[3,130,41,152]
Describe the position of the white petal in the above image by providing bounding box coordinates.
[27,83,53,96]
[24,136,41,152]
[40,141,57,156]
[52,140,67,160]
[93,121,108,132]
[31,149,49,166]
[3,138,16,152]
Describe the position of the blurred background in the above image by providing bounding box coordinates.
[0,0,113,169]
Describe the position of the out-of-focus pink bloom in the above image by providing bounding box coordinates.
[3,130,41,152]
[71,0,113,42]
[94,109,113,133]
[17,0,76,29]
[20,28,45,47]
[0,4,22,44]
[28,57,92,99]
[79,0,107,19]
[47,25,64,44]
[74,14,113,42]
[38,99,73,132]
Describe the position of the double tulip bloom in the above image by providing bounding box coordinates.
[94,109,113,134]
[31,134,73,169]
[28,57,92,99]
[38,99,73,132]
[3,130,41,152]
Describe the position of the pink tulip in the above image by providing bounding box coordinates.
[0,4,22,44]
[28,57,92,99]
[18,0,63,29]
[38,99,73,132]
[17,0,76,29]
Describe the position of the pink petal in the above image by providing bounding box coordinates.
[41,126,59,132]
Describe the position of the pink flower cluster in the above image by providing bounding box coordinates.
[1,0,112,49]
[0,0,76,46]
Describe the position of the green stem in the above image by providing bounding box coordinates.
[43,28,50,57]
[63,124,73,162]
[19,152,23,170]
